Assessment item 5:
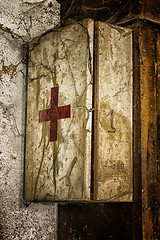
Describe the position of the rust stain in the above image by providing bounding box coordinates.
[52,61,57,86]
[34,100,50,199]
[38,99,50,148]
[0,59,20,79]
[34,139,46,199]
[59,157,78,199]
[35,71,41,110]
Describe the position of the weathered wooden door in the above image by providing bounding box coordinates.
[93,21,132,201]
[25,19,94,201]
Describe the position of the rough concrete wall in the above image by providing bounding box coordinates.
[0,1,60,239]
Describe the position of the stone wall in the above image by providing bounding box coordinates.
[0,1,60,239]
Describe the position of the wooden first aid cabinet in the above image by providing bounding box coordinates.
[25,19,133,202]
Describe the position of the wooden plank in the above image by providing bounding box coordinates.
[132,28,142,240]
[61,0,137,25]
[94,21,133,201]
[25,19,94,201]
[156,30,160,238]
[139,0,160,24]
[139,21,159,239]
[60,0,160,25]
[133,28,141,202]
[58,203,133,240]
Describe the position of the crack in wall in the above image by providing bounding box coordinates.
[22,0,47,6]
[0,101,22,137]
[0,23,25,41]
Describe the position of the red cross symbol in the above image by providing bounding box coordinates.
[39,87,70,142]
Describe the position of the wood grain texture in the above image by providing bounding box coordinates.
[61,0,139,25]
[139,21,160,239]
[156,30,160,239]
[58,203,133,240]
[60,0,160,25]
[139,0,160,24]
[132,27,142,240]
[59,0,160,237]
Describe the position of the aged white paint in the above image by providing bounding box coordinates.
[25,19,94,201]
[94,22,133,201]
[25,19,133,202]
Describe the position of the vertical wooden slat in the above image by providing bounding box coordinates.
[132,28,142,239]
[139,21,159,239]
[133,27,142,202]
[156,30,160,237]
